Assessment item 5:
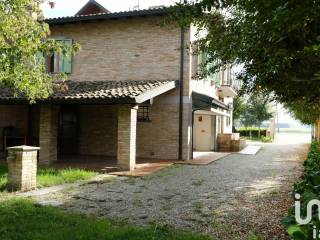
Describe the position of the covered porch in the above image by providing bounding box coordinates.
[0,80,179,171]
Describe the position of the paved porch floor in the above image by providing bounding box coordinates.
[52,152,231,176]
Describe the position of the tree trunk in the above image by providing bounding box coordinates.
[258,125,261,138]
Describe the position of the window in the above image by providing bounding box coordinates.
[226,111,231,126]
[198,51,221,87]
[137,106,151,122]
[226,116,231,127]
[47,39,73,74]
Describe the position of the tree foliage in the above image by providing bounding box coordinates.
[170,0,320,124]
[232,95,246,122]
[247,93,274,136]
[0,0,79,102]
[237,93,273,134]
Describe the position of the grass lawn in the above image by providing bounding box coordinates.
[0,164,97,190]
[0,199,211,240]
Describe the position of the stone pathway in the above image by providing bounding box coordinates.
[30,132,310,240]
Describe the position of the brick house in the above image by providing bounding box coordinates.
[0,0,238,170]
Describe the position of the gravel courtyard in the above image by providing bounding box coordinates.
[33,132,310,240]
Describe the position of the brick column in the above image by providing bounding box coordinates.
[39,105,58,166]
[117,105,137,170]
[7,146,40,191]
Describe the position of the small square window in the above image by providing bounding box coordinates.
[138,106,151,122]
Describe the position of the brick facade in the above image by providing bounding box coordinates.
[0,13,231,166]
[0,105,28,157]
[78,105,117,156]
[49,16,193,161]
[39,105,58,166]
[117,105,137,170]
[50,17,183,83]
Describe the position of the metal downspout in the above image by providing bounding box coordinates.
[178,27,185,160]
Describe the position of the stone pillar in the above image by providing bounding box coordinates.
[39,105,58,166]
[117,105,137,170]
[6,146,40,191]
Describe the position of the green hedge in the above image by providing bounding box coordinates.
[237,128,267,138]
[283,142,320,239]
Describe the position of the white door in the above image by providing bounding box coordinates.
[194,114,212,151]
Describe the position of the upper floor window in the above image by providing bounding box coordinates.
[47,39,73,74]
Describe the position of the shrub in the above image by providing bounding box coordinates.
[237,128,267,138]
[261,136,272,143]
[283,142,320,239]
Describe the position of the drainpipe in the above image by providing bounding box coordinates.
[190,109,195,159]
[178,27,185,160]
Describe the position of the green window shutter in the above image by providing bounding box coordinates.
[36,52,45,65]
[214,71,221,87]
[61,39,72,73]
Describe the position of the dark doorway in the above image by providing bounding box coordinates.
[58,105,78,156]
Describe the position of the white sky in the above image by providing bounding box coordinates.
[42,0,178,18]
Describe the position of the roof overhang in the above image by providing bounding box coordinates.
[192,92,229,111]
[45,8,167,25]
[0,80,178,105]
[134,80,177,103]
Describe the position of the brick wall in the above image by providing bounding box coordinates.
[74,96,190,161]
[78,105,117,156]
[136,89,191,160]
[117,105,137,170]
[0,105,29,156]
[50,17,183,83]
[39,105,58,166]
[136,91,180,159]
[7,147,38,191]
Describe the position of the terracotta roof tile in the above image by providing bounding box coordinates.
[0,80,178,104]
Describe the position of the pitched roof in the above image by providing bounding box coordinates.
[75,0,110,16]
[45,7,167,25]
[0,80,178,104]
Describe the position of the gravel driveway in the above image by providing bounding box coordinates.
[33,132,310,240]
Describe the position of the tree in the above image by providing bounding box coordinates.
[0,0,79,102]
[232,95,246,122]
[232,95,247,132]
[247,93,273,137]
[170,0,320,124]
[284,99,320,125]
[240,105,256,137]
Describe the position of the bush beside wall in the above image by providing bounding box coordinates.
[283,142,320,239]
